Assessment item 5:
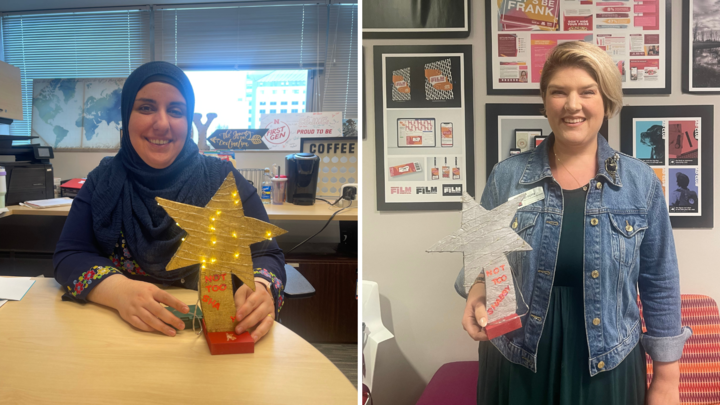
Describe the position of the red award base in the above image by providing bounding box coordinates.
[485,314,522,340]
[202,320,254,355]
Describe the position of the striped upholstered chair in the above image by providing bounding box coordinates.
[638,294,720,404]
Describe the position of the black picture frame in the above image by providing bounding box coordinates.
[485,104,608,178]
[682,0,720,94]
[620,105,713,229]
[374,45,475,211]
[362,0,470,39]
[485,0,672,95]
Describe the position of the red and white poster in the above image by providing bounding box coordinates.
[489,0,668,92]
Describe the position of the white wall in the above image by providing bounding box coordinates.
[362,1,720,404]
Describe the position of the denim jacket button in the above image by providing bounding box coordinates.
[583,185,588,191]
[593,317,601,326]
[598,361,605,369]
[590,218,599,226]
[596,182,602,190]
[591,270,599,279]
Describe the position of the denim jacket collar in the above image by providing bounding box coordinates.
[519,134,623,187]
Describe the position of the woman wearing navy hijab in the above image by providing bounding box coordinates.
[54,61,285,341]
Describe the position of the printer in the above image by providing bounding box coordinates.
[0,61,55,206]
[0,136,55,206]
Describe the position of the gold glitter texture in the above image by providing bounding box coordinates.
[156,171,287,332]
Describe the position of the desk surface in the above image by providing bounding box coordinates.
[0,278,357,405]
[0,202,357,221]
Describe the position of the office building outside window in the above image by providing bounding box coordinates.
[185,70,309,138]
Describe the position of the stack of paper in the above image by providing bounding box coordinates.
[0,277,36,308]
[20,197,73,209]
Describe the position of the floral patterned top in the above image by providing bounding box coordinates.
[62,233,285,317]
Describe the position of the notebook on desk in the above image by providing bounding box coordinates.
[20,197,73,209]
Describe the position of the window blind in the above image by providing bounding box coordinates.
[155,4,328,70]
[322,4,357,119]
[1,9,151,140]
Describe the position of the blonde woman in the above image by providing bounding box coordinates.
[458,41,690,404]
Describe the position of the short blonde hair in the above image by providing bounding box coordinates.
[539,41,623,118]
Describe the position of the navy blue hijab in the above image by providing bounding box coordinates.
[88,61,233,281]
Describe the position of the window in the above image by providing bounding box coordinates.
[292,101,299,105]
[303,101,306,105]
[281,109,287,113]
[281,101,288,105]
[185,70,308,134]
[293,90,300,94]
[321,4,358,118]
[283,90,286,94]
[2,9,151,146]
[291,109,298,113]
[302,109,305,112]
[272,90,277,94]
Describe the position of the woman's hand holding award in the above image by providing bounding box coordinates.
[427,192,531,340]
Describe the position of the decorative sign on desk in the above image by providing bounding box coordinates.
[301,137,358,198]
[156,171,287,355]
[208,129,269,150]
[259,112,343,151]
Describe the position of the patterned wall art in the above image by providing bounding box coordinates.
[620,105,714,228]
[374,45,475,211]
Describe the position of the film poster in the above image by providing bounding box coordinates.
[382,53,467,204]
[633,118,701,216]
[490,0,667,91]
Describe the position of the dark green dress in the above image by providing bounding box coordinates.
[476,187,647,405]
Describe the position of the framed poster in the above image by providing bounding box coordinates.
[300,137,358,198]
[620,105,714,228]
[485,104,608,178]
[363,0,470,39]
[485,0,671,95]
[682,0,720,93]
[374,45,475,211]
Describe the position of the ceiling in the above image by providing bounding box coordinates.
[0,0,355,13]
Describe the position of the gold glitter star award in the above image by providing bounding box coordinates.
[156,171,287,336]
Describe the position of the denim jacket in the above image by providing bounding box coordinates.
[456,135,691,376]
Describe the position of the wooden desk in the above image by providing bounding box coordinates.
[0,278,357,405]
[0,202,357,221]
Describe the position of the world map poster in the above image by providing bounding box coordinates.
[31,78,124,149]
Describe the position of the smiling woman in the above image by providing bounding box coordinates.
[459,41,690,405]
[128,82,189,169]
[53,61,287,344]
